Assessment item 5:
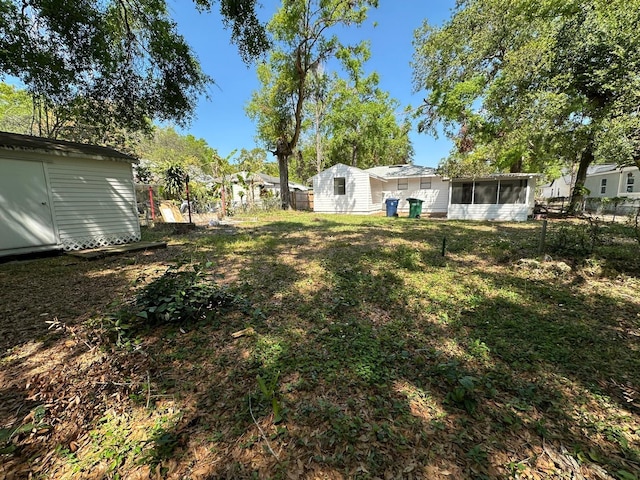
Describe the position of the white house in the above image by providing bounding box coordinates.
[539,173,572,199]
[311,163,449,215]
[539,164,640,201]
[448,173,538,221]
[366,164,450,215]
[583,164,639,200]
[227,171,309,205]
[0,132,140,257]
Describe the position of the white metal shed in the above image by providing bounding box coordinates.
[0,132,141,257]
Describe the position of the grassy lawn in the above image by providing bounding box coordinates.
[1,212,639,479]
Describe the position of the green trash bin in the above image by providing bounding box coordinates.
[407,198,424,218]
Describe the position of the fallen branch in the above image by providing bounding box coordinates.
[248,394,280,462]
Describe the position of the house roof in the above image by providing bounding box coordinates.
[309,163,388,182]
[452,173,541,182]
[366,164,437,178]
[0,131,137,163]
[227,171,309,191]
[587,164,618,175]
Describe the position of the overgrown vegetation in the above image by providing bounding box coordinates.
[89,262,247,348]
[1,213,638,479]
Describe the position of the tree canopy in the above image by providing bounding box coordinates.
[412,0,640,209]
[246,0,378,209]
[0,0,268,142]
[324,44,413,170]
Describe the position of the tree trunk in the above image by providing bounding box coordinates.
[275,136,292,210]
[277,153,292,209]
[315,109,323,173]
[568,141,594,214]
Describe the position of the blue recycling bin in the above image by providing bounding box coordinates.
[385,198,399,217]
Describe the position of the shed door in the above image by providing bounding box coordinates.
[0,159,57,250]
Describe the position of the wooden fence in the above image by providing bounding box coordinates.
[292,190,314,211]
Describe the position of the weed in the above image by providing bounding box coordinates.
[468,338,491,360]
[257,372,284,423]
[0,405,51,454]
[88,262,248,347]
[445,375,479,413]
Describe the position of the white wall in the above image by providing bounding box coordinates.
[230,182,262,205]
[381,177,449,214]
[312,164,379,214]
[0,157,60,256]
[448,204,530,221]
[585,167,640,199]
[47,156,140,250]
[540,174,572,199]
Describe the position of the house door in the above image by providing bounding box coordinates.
[0,159,57,252]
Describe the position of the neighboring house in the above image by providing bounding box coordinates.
[311,163,449,215]
[539,164,640,201]
[0,132,140,257]
[539,173,572,199]
[447,173,539,221]
[583,164,640,200]
[227,171,309,205]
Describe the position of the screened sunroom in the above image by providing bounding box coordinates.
[447,174,538,221]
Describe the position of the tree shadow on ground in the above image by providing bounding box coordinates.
[1,216,639,479]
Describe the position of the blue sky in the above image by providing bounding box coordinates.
[168,0,456,168]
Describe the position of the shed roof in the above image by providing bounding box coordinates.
[0,131,137,163]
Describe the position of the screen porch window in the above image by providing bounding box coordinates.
[451,182,473,204]
[499,179,527,204]
[474,181,498,204]
[334,177,346,195]
[600,178,607,194]
[452,178,528,204]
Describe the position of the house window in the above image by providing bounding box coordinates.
[420,177,432,189]
[600,178,607,194]
[398,179,408,190]
[451,182,473,204]
[499,179,527,204]
[474,181,498,204]
[627,173,634,193]
[334,177,346,195]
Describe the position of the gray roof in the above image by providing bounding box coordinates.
[586,164,619,175]
[227,171,309,191]
[452,172,541,181]
[366,164,437,178]
[0,131,137,163]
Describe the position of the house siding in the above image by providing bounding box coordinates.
[584,171,622,198]
[47,157,140,250]
[381,177,449,214]
[313,164,380,214]
[584,167,640,199]
[448,204,530,221]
